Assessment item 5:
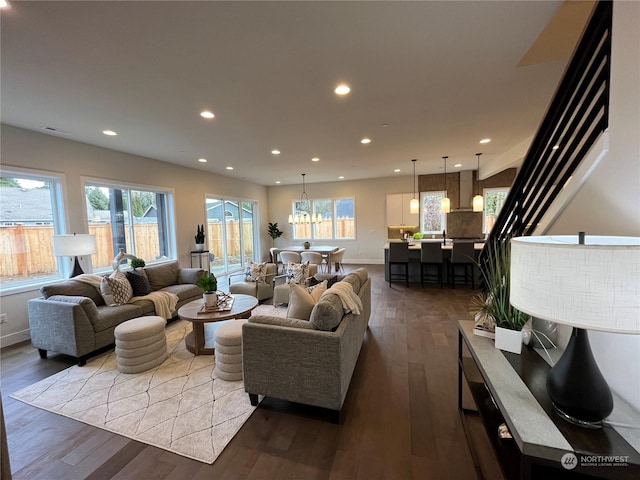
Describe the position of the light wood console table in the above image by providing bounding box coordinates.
[458,320,640,480]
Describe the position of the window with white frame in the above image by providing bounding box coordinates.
[84,180,175,271]
[484,187,509,233]
[0,169,66,288]
[292,197,355,240]
[420,191,447,234]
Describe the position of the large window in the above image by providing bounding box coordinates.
[292,197,355,240]
[484,188,509,233]
[84,180,175,270]
[0,169,66,289]
[206,196,258,276]
[420,191,447,234]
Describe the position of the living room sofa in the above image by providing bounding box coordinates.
[242,267,371,421]
[27,261,205,365]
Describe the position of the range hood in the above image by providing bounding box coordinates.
[452,170,475,211]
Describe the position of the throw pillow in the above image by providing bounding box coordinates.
[104,270,133,305]
[126,270,152,296]
[245,261,267,283]
[286,261,310,284]
[287,282,323,320]
[305,279,328,300]
[308,275,339,288]
[100,276,116,306]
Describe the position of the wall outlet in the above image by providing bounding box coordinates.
[0,313,7,324]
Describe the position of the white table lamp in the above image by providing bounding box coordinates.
[510,233,640,427]
[53,233,97,277]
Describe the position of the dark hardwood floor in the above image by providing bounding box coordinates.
[1,264,502,480]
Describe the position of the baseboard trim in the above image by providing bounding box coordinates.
[1,329,31,349]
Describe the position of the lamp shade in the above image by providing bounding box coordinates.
[409,197,419,214]
[440,197,450,214]
[510,235,640,334]
[53,234,97,257]
[472,194,484,212]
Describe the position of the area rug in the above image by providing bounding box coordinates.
[10,319,255,464]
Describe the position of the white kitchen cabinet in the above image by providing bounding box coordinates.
[386,193,419,226]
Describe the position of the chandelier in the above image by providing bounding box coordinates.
[288,173,321,224]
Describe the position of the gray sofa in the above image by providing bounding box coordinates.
[27,261,205,365]
[242,267,371,421]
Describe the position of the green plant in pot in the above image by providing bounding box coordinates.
[130,257,146,269]
[268,222,283,248]
[472,240,529,354]
[194,224,205,251]
[196,272,218,307]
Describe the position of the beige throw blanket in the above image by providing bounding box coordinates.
[72,273,178,320]
[322,281,362,315]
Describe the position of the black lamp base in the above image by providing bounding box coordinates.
[70,256,85,278]
[547,327,613,428]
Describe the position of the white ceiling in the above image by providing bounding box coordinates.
[1,1,586,186]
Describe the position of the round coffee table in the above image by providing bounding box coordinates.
[178,294,258,355]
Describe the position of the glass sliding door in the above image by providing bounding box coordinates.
[206,196,257,276]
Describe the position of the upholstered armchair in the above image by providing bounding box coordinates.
[228,262,278,301]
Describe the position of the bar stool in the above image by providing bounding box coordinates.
[420,242,444,288]
[388,242,409,287]
[447,241,475,289]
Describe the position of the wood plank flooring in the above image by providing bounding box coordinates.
[1,264,502,480]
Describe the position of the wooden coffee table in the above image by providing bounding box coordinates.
[178,294,258,355]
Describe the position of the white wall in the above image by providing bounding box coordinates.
[0,124,268,347]
[266,175,417,263]
[546,1,640,411]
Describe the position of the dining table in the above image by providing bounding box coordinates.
[272,245,340,272]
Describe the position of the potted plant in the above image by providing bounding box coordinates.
[472,240,529,354]
[195,224,205,251]
[130,257,145,270]
[268,222,283,247]
[196,272,218,307]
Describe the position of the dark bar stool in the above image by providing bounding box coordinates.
[420,242,444,288]
[447,241,475,289]
[388,242,409,287]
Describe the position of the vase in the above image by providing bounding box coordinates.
[494,326,522,354]
[303,241,310,249]
[195,243,204,252]
[203,292,217,307]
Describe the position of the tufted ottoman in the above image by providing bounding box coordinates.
[114,316,168,374]
[214,319,248,381]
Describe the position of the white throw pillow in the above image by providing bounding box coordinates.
[104,270,133,305]
[245,261,267,283]
[286,280,327,320]
[286,261,310,284]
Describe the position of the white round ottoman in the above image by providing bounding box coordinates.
[114,316,168,374]
[214,320,248,381]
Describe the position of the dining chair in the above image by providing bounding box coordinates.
[446,241,475,289]
[279,251,302,265]
[301,251,325,273]
[388,242,409,287]
[331,248,346,274]
[420,242,443,288]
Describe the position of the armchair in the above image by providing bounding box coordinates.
[228,262,278,301]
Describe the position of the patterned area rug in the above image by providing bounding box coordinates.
[10,320,255,464]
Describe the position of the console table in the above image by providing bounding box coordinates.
[458,320,640,480]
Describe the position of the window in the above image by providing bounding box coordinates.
[484,188,509,233]
[0,169,66,289]
[84,181,175,271]
[292,197,355,240]
[420,191,447,234]
[206,197,258,276]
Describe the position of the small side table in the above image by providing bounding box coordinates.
[191,250,210,271]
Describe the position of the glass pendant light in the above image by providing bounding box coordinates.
[473,152,484,212]
[440,156,450,214]
[409,159,419,214]
[288,173,321,225]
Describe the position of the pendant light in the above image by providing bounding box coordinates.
[473,152,484,212]
[409,158,419,214]
[288,173,321,225]
[440,156,450,214]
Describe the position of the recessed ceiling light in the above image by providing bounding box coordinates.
[200,111,215,119]
[334,84,350,95]
[454,163,462,168]
[102,130,117,136]
[552,145,560,150]
[226,166,234,170]
[198,158,207,163]
[271,149,281,155]
[338,176,344,179]
[394,169,401,173]
[275,181,281,184]
[480,138,491,144]
[360,138,371,144]
[382,123,390,127]
[311,157,320,162]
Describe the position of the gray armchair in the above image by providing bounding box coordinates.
[228,263,278,301]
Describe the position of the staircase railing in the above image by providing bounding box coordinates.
[479,0,612,274]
